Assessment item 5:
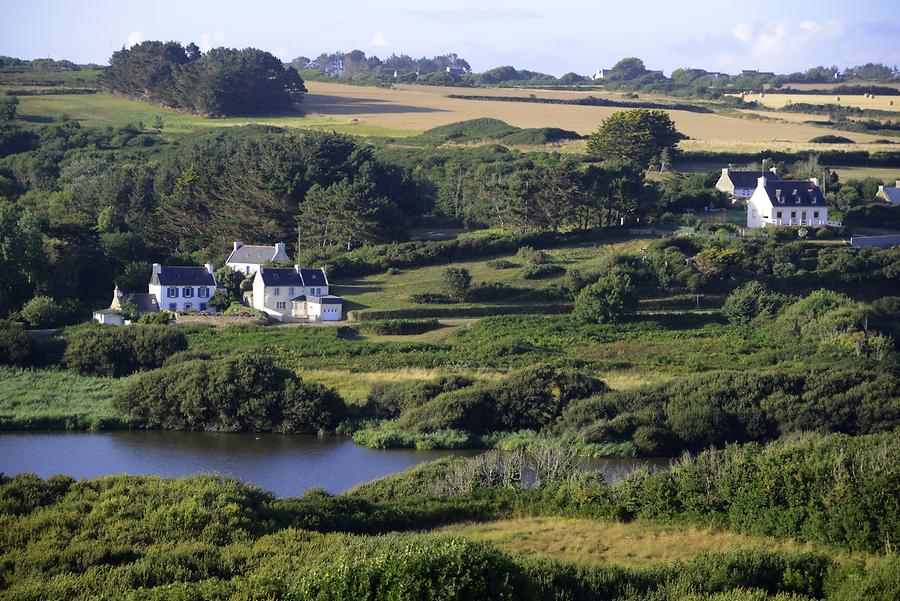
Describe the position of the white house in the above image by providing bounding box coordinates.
[746,177,837,228]
[149,263,217,312]
[875,180,900,205]
[93,286,159,326]
[226,241,290,276]
[716,167,779,201]
[592,68,611,80]
[251,265,342,321]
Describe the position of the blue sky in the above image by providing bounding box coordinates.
[2,0,898,75]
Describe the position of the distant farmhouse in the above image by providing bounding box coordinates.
[716,167,780,201]
[875,180,900,205]
[741,69,776,77]
[93,287,160,326]
[251,265,342,322]
[746,177,836,228]
[226,241,290,275]
[149,264,217,312]
[592,68,611,80]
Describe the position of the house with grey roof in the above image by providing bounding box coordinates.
[716,167,780,201]
[746,177,839,228]
[93,286,160,326]
[149,263,217,312]
[875,180,900,205]
[251,265,342,321]
[226,241,290,276]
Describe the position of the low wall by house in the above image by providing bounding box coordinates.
[173,314,266,326]
[850,235,900,248]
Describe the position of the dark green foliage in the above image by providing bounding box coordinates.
[809,135,855,144]
[104,42,305,116]
[62,325,187,376]
[721,282,792,325]
[516,246,547,265]
[355,319,442,336]
[18,295,69,328]
[112,354,345,432]
[0,319,32,366]
[408,118,582,147]
[0,95,18,121]
[520,264,565,280]
[367,375,475,419]
[574,274,637,323]
[586,109,682,167]
[441,266,472,301]
[394,366,607,435]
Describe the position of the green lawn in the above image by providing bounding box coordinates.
[0,367,127,430]
[332,237,653,312]
[12,92,415,137]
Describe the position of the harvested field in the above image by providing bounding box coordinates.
[303,82,889,149]
[738,91,900,112]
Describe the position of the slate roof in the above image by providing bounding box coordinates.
[728,171,777,189]
[259,268,304,286]
[299,268,328,287]
[151,267,215,287]
[226,245,279,265]
[124,293,159,314]
[882,187,900,204]
[307,295,342,305]
[763,181,828,208]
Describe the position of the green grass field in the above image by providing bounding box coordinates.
[11,92,414,137]
[0,367,126,430]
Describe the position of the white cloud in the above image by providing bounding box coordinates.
[371,31,388,47]
[199,30,226,52]
[730,20,844,67]
[126,31,144,47]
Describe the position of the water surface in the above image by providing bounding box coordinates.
[0,431,670,497]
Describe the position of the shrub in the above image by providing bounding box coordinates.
[441,267,472,301]
[721,282,791,325]
[573,274,637,324]
[410,292,454,304]
[138,311,172,325]
[367,375,474,419]
[0,319,32,366]
[63,326,188,377]
[520,264,565,280]
[356,319,442,336]
[487,258,516,269]
[113,354,346,433]
[516,245,547,265]
[809,135,855,144]
[19,296,68,329]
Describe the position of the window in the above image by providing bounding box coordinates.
[183,287,193,298]
[776,211,782,219]
[813,211,820,218]
[288,287,295,296]
[184,302,192,311]
[198,287,208,298]
[246,266,251,275]
[276,301,286,310]
[199,303,207,311]
[169,303,177,310]
[273,287,280,296]
[791,211,796,218]
[167,287,178,298]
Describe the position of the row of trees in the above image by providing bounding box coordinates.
[104,41,305,115]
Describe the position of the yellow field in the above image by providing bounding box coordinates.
[737,92,900,112]
[437,517,863,567]
[301,82,889,149]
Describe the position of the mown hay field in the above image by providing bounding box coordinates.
[737,91,900,112]
[301,82,889,148]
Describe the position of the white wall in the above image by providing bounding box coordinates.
[746,186,771,228]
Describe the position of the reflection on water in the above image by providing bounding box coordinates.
[0,431,672,498]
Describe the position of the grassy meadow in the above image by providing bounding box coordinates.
[436,517,865,567]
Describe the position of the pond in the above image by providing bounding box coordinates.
[0,431,672,497]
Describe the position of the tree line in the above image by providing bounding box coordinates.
[104,41,305,116]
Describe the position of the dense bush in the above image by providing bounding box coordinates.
[366,375,475,419]
[721,282,792,325]
[18,295,69,329]
[520,264,565,279]
[112,354,346,433]
[0,319,32,366]
[574,274,637,324]
[63,325,188,376]
[355,319,442,336]
[516,245,547,265]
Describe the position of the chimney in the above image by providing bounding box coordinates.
[205,263,215,274]
[152,263,162,274]
[769,167,778,175]
[895,180,900,188]
[809,177,819,186]
[233,241,243,252]
[275,242,286,257]
[722,167,729,176]
[294,264,301,274]
[878,185,884,195]
[757,176,768,188]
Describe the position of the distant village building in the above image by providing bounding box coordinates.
[226,241,290,275]
[715,167,779,201]
[445,65,470,75]
[592,68,611,80]
[741,69,776,77]
[149,264,217,312]
[875,180,900,205]
[251,265,342,322]
[746,177,837,228]
[93,287,159,326]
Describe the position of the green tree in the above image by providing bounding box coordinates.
[574,274,637,324]
[19,296,66,329]
[116,261,152,292]
[441,267,472,302]
[608,57,647,81]
[208,289,232,311]
[722,281,791,324]
[0,96,18,122]
[0,319,32,366]
[214,266,243,301]
[586,109,681,168]
[298,178,391,251]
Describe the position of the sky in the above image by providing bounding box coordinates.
[2,0,899,76]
